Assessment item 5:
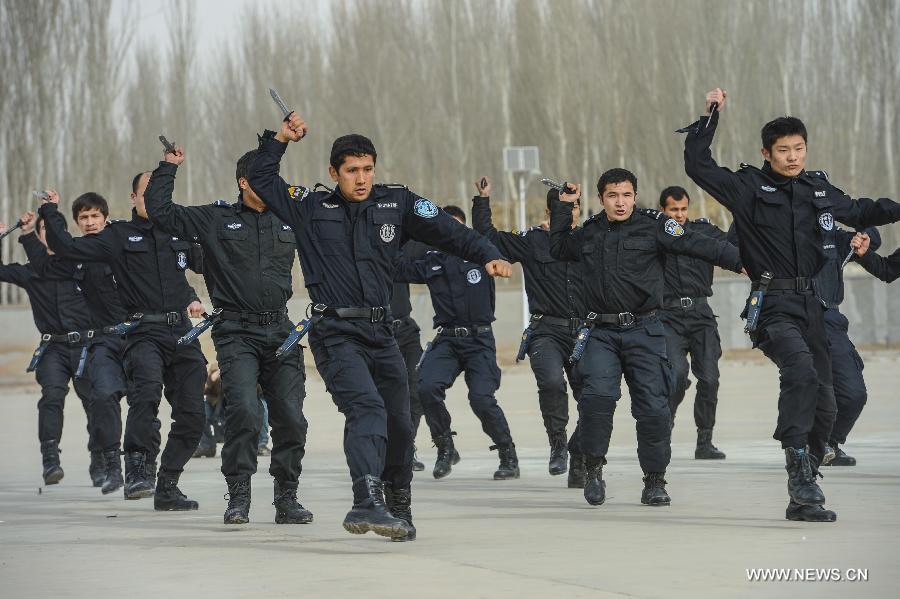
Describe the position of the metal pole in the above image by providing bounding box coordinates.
[518,175,528,331]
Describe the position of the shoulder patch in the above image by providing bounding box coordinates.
[313,182,333,193]
[694,217,710,224]
[663,218,685,237]
[376,183,409,189]
[287,185,309,201]
[213,200,230,207]
[413,197,439,219]
[108,219,126,224]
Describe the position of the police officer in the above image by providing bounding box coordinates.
[1,212,98,486]
[683,87,900,521]
[39,172,208,511]
[854,234,900,283]
[397,205,519,481]
[471,177,586,483]
[22,191,132,494]
[657,186,733,460]
[247,111,511,541]
[817,226,881,467]
[389,239,431,472]
[549,168,742,508]
[144,144,312,525]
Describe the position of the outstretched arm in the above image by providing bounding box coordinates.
[39,200,115,262]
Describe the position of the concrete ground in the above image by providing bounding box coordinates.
[0,351,897,599]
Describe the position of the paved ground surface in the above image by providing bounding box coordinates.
[0,350,897,598]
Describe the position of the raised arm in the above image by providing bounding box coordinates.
[145,147,215,241]
[470,178,530,263]
[683,89,747,211]
[247,113,311,231]
[548,184,585,262]
[39,202,115,263]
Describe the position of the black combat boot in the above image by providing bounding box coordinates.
[641,471,671,506]
[101,450,123,495]
[41,440,64,485]
[412,445,425,472]
[583,457,606,506]
[145,453,158,489]
[548,433,568,475]
[822,441,856,467]
[154,473,198,511]
[695,428,726,460]
[89,450,107,487]
[492,443,520,480]
[223,475,251,524]
[785,501,837,522]
[123,452,154,499]
[192,424,216,458]
[784,447,825,506]
[384,483,416,542]
[568,453,586,488]
[273,480,313,524]
[343,475,413,540]
[432,431,460,479]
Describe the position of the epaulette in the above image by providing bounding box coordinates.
[287,185,309,202]
[375,183,408,189]
[313,182,333,193]
[806,170,829,180]
[212,200,231,207]
[694,217,710,224]
[637,208,664,220]
[107,219,127,224]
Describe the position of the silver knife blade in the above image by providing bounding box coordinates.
[159,135,175,153]
[840,247,855,269]
[269,87,291,119]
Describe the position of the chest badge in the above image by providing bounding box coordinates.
[226,222,243,230]
[176,251,188,270]
[761,185,777,192]
[128,235,143,242]
[818,212,834,231]
[466,268,482,284]
[379,223,396,243]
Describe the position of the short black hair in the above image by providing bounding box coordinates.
[761,117,807,152]
[659,186,690,208]
[36,212,68,235]
[443,205,466,224]
[71,192,109,219]
[597,168,637,195]
[236,150,258,187]
[330,134,377,171]
[131,171,150,194]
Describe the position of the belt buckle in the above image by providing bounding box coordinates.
[531,314,543,322]
[312,303,328,316]
[618,312,636,327]
[392,319,403,328]
[67,331,82,343]
[795,277,807,291]
[454,327,469,337]
[680,297,694,309]
[371,307,385,323]
[41,333,51,342]
[166,312,179,325]
[586,312,598,321]
[87,330,96,339]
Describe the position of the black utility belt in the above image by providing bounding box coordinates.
[130,311,187,325]
[310,303,390,323]
[662,296,709,310]
[531,314,586,330]
[750,277,813,294]
[40,330,96,344]
[438,325,492,338]
[219,308,288,325]
[585,310,656,328]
